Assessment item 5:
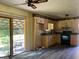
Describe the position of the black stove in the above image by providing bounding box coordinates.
[61,31,72,46]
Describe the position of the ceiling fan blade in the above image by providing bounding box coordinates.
[15,3,27,5]
[38,0,48,3]
[32,0,48,3]
[30,4,37,9]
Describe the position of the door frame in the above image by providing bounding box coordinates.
[0,16,26,58]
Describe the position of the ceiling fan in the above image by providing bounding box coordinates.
[15,0,48,9]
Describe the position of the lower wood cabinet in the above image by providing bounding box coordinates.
[42,35,56,48]
[71,35,77,46]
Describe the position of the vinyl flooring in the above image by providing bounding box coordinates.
[12,46,79,59]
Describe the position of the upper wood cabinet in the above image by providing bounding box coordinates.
[35,17,45,24]
[57,19,79,33]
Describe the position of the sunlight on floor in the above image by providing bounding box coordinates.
[26,52,42,57]
[74,34,79,59]
[73,46,79,59]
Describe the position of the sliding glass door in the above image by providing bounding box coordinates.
[0,17,10,57]
[0,17,25,57]
[13,19,25,55]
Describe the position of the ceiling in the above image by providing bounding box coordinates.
[0,0,79,19]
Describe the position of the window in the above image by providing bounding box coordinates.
[48,23,54,30]
[0,18,10,57]
[13,19,25,55]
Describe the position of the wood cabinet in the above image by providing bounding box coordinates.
[34,17,46,49]
[33,16,56,49]
[57,20,79,33]
[42,35,57,48]
[53,34,77,46]
[42,35,51,48]
[55,19,79,46]
[71,35,77,46]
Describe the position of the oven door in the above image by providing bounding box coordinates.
[61,31,71,45]
[61,34,70,46]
